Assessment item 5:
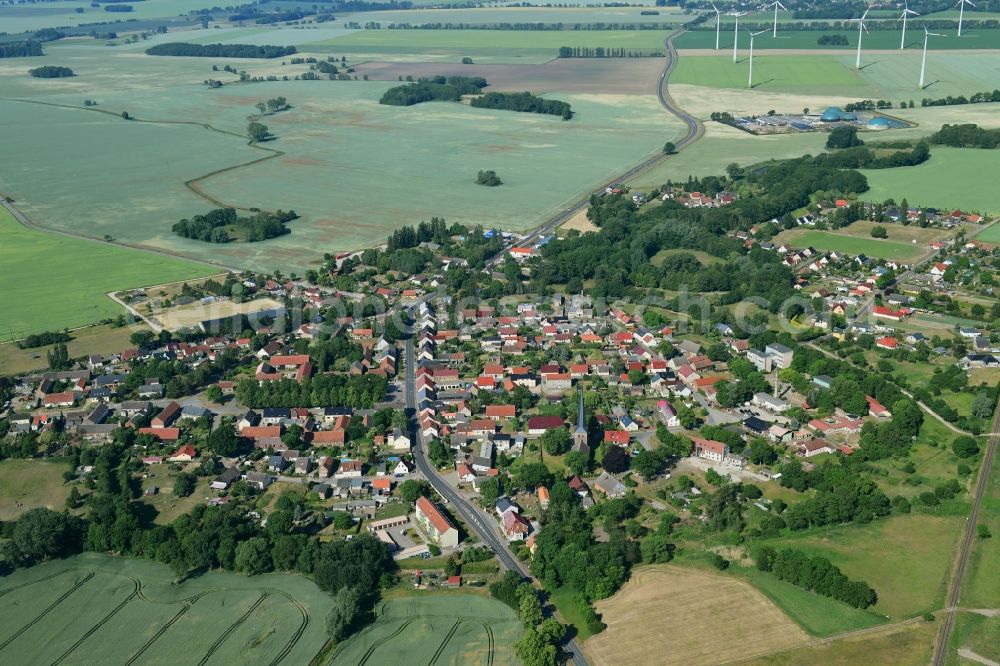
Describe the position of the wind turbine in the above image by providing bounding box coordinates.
[920,26,945,88]
[897,1,919,49]
[748,28,768,88]
[712,3,722,50]
[768,0,787,38]
[851,6,871,70]
[731,11,747,63]
[956,0,975,37]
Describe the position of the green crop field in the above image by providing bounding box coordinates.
[0,40,684,273]
[772,228,927,262]
[308,28,672,52]
[670,54,868,93]
[0,207,215,340]
[978,221,1000,243]
[330,594,522,666]
[338,6,687,26]
[0,553,332,665]
[759,514,964,620]
[861,147,1000,216]
[676,28,1000,50]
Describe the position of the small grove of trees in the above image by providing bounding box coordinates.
[476,170,503,187]
[826,125,864,149]
[930,123,1000,149]
[47,343,72,371]
[172,207,297,243]
[817,34,849,45]
[29,65,74,78]
[870,225,887,238]
[470,91,573,120]
[254,97,290,115]
[247,121,272,142]
[756,546,877,609]
[379,76,486,106]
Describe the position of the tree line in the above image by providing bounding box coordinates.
[17,330,71,349]
[0,41,44,58]
[145,43,297,58]
[930,123,1000,149]
[921,89,1000,107]
[234,374,388,409]
[558,46,661,58]
[379,76,486,106]
[756,547,877,608]
[470,92,573,120]
[172,208,297,243]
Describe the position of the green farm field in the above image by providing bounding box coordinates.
[330,594,521,666]
[671,54,868,94]
[0,553,333,665]
[337,6,687,26]
[759,514,964,620]
[978,220,1000,243]
[0,207,215,339]
[675,28,1000,50]
[861,147,1000,215]
[309,28,672,52]
[772,228,928,262]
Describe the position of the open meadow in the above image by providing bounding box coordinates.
[861,147,1000,215]
[739,621,937,666]
[771,228,928,262]
[0,553,332,665]
[0,207,215,340]
[676,28,1000,50]
[329,594,522,666]
[585,565,812,666]
[672,55,870,96]
[0,460,72,522]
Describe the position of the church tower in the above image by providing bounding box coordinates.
[572,389,590,455]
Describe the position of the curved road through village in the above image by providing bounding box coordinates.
[486,31,704,267]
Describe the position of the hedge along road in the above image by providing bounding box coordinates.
[486,29,705,268]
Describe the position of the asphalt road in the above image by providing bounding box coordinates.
[484,31,704,269]
[931,398,1000,665]
[401,299,589,666]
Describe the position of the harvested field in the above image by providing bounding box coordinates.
[559,208,600,234]
[738,620,936,666]
[354,57,666,95]
[585,565,809,666]
[151,297,285,331]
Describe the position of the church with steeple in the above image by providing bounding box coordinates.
[571,389,590,455]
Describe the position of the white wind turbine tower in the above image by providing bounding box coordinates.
[920,26,945,88]
[731,11,747,63]
[851,6,871,70]
[712,3,722,50]
[898,1,919,49]
[768,0,787,38]
[956,0,975,37]
[748,28,768,88]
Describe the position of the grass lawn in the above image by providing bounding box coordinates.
[836,220,957,246]
[947,614,1000,664]
[759,513,964,619]
[862,147,1000,216]
[0,323,147,376]
[140,467,215,525]
[740,568,886,636]
[0,552,333,665]
[0,459,72,521]
[959,437,1000,609]
[549,586,600,641]
[0,207,215,339]
[651,248,724,267]
[975,219,1000,244]
[869,417,969,501]
[772,228,927,262]
[671,55,868,93]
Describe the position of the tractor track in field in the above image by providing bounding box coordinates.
[427,620,462,666]
[268,592,310,666]
[50,578,141,665]
[350,618,416,666]
[0,571,95,654]
[124,602,196,666]
[0,569,72,598]
[197,592,269,666]
[483,623,495,666]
